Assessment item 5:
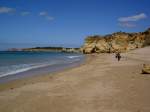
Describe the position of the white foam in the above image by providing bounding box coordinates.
[0,55,84,78]
[67,55,82,59]
[0,63,56,78]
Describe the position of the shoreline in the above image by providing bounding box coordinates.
[0,47,150,112]
[0,52,85,84]
[0,54,89,91]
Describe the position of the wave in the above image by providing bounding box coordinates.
[0,62,57,78]
[0,54,84,78]
[67,55,82,59]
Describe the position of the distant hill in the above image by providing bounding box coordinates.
[82,28,150,53]
[22,47,80,53]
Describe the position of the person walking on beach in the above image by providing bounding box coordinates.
[115,52,121,61]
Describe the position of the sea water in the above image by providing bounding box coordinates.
[0,51,84,83]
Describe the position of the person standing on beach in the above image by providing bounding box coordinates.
[115,52,121,61]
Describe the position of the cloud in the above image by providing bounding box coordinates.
[0,6,15,14]
[21,11,30,16]
[46,16,54,21]
[39,11,54,21]
[39,11,48,16]
[118,13,147,22]
[118,13,147,28]
[119,22,136,28]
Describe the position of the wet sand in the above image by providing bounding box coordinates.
[0,47,150,112]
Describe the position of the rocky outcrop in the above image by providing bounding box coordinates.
[142,64,150,74]
[62,48,80,53]
[82,28,150,53]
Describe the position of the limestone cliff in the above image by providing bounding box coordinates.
[82,28,150,53]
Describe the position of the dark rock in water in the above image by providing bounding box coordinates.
[142,64,150,74]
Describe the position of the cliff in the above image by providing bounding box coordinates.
[82,28,150,53]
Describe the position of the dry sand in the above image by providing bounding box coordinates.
[0,47,150,112]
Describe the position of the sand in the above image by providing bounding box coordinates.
[0,47,150,112]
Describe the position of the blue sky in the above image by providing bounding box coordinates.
[0,0,150,50]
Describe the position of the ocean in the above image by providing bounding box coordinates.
[0,51,84,83]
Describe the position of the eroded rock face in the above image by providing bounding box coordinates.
[82,28,150,54]
[142,64,150,74]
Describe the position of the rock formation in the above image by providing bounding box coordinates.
[82,28,150,53]
[142,64,150,74]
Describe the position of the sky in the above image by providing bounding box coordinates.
[0,0,150,50]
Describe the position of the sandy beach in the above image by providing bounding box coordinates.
[0,47,150,112]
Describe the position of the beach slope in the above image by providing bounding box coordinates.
[0,47,150,112]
